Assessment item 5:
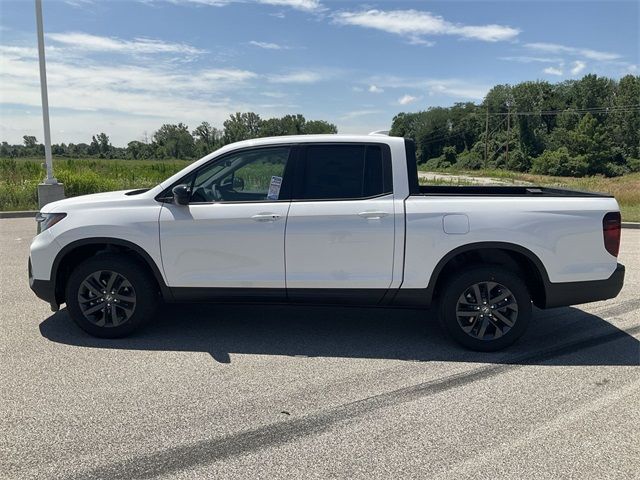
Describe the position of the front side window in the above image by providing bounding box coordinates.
[298,144,392,200]
[189,147,291,203]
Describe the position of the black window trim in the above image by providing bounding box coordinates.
[155,144,298,204]
[292,142,393,203]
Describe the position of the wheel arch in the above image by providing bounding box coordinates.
[52,238,171,305]
[392,242,550,308]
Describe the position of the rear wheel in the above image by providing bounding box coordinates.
[438,266,531,351]
[65,254,158,338]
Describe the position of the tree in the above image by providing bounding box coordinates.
[609,75,640,159]
[192,122,220,156]
[258,114,337,137]
[223,112,262,144]
[88,136,100,155]
[304,119,338,134]
[23,136,37,148]
[88,132,112,157]
[96,133,111,154]
[127,140,154,160]
[153,123,195,159]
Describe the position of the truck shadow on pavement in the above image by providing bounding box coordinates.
[39,300,639,366]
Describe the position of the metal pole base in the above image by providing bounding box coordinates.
[37,182,65,209]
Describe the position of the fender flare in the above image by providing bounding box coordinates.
[391,241,550,307]
[51,237,172,302]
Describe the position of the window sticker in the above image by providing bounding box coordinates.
[267,176,283,200]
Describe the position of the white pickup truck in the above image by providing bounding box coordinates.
[29,134,625,351]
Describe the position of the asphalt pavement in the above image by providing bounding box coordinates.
[1,217,638,479]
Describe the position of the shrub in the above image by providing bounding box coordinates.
[424,157,447,170]
[627,158,640,172]
[456,150,483,170]
[601,162,629,178]
[531,148,589,177]
[442,146,457,165]
[506,150,530,172]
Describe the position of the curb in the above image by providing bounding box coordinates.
[1,211,639,229]
[622,222,640,229]
[0,211,38,219]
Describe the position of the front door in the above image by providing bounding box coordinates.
[159,146,293,295]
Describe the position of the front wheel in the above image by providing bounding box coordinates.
[438,266,532,351]
[65,254,158,338]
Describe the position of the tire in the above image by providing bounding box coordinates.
[437,265,532,351]
[65,253,159,338]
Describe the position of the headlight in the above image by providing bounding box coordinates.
[35,212,66,233]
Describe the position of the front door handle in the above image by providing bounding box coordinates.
[251,213,281,222]
[358,211,389,220]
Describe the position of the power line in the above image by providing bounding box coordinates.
[489,105,640,116]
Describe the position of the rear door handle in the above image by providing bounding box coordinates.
[251,213,281,222]
[358,211,389,220]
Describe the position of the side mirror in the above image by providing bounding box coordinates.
[233,176,245,191]
[172,184,191,205]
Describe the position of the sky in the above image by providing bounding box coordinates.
[0,0,638,146]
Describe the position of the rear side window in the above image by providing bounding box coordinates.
[297,144,392,200]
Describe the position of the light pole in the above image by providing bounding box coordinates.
[35,0,64,207]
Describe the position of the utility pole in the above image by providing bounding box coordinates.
[484,105,489,168]
[35,0,64,207]
[505,103,510,166]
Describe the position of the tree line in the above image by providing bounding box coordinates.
[390,74,640,177]
[2,74,639,177]
[0,113,337,161]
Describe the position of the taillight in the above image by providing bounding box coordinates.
[603,212,621,257]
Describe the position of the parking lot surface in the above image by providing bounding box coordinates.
[1,217,638,479]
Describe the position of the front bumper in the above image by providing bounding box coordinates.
[544,263,625,308]
[29,258,58,310]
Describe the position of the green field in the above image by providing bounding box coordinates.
[0,157,191,211]
[1,157,638,222]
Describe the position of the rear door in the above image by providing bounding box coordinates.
[285,143,396,304]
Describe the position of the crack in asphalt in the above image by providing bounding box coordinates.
[65,323,640,480]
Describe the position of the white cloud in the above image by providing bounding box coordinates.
[368,84,384,93]
[570,60,587,75]
[368,75,490,100]
[248,40,289,50]
[543,66,563,76]
[525,42,621,61]
[64,0,95,7]
[499,56,561,64]
[0,45,267,144]
[47,32,206,55]
[340,109,382,120]
[267,70,328,83]
[0,38,340,143]
[333,9,519,43]
[398,94,419,105]
[261,91,288,98]
[259,0,322,11]
[166,0,323,11]
[0,46,40,58]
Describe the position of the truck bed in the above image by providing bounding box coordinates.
[416,185,612,197]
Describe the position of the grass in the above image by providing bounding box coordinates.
[0,157,190,211]
[419,166,640,222]
[2,157,638,222]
